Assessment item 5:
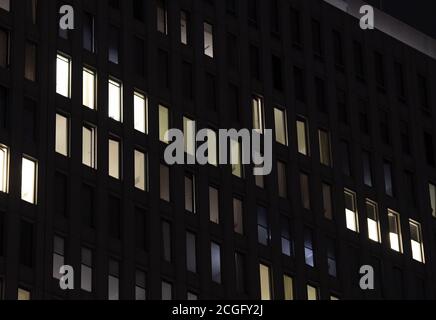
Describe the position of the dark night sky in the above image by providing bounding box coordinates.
[364,0,436,39]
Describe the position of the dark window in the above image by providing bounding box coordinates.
[247,0,258,26]
[133,0,145,21]
[337,89,348,124]
[359,99,369,134]
[55,171,68,217]
[249,45,261,81]
[327,239,337,277]
[379,109,390,145]
[270,0,280,36]
[228,83,240,123]
[205,73,216,111]
[0,28,9,68]
[405,171,416,207]
[315,77,326,113]
[374,52,385,90]
[290,8,302,47]
[24,42,36,81]
[227,32,238,70]
[0,212,4,257]
[312,19,323,58]
[281,217,293,257]
[108,195,121,240]
[272,55,283,91]
[394,62,406,100]
[0,86,8,129]
[226,0,237,16]
[362,151,373,187]
[418,74,429,110]
[400,121,411,155]
[384,161,394,197]
[341,140,352,176]
[23,98,37,143]
[20,220,34,268]
[158,49,169,89]
[424,132,435,167]
[134,37,145,77]
[83,13,96,52]
[257,206,269,246]
[182,61,193,100]
[108,26,120,64]
[294,66,305,102]
[82,184,95,228]
[235,252,246,293]
[135,207,146,251]
[353,41,365,80]
[332,30,344,69]
[162,220,172,262]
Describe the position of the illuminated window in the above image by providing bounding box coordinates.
[388,210,402,253]
[108,79,122,122]
[134,91,147,134]
[204,22,214,58]
[159,105,169,144]
[161,281,172,300]
[180,11,189,45]
[231,140,242,178]
[184,174,195,213]
[108,138,120,180]
[56,53,71,98]
[134,150,147,191]
[318,129,332,167]
[304,229,315,267]
[81,248,93,292]
[17,288,31,301]
[257,206,269,246]
[135,270,146,300]
[211,242,221,283]
[283,275,294,300]
[366,200,381,243]
[297,117,309,156]
[108,259,119,300]
[157,0,168,34]
[410,220,425,263]
[344,189,359,232]
[0,0,10,12]
[209,186,219,224]
[160,164,170,202]
[183,117,196,157]
[277,161,287,198]
[274,107,287,145]
[52,236,64,280]
[233,198,244,235]
[83,67,96,109]
[259,264,272,300]
[0,145,9,193]
[252,96,264,134]
[331,295,340,300]
[82,125,97,169]
[322,183,333,220]
[21,157,37,204]
[307,285,318,301]
[55,113,69,157]
[429,183,436,218]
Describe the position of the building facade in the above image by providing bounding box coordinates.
[0,0,436,300]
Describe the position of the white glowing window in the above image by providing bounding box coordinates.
[0,145,9,193]
[259,264,272,300]
[231,140,242,178]
[252,96,264,134]
[82,125,96,168]
[83,67,96,109]
[410,220,425,263]
[344,189,359,232]
[157,0,168,34]
[52,236,65,280]
[134,92,147,134]
[108,79,122,122]
[204,22,214,58]
[159,105,169,144]
[429,183,436,218]
[180,11,189,45]
[274,108,288,145]
[55,114,69,156]
[297,118,309,156]
[388,210,402,253]
[0,0,10,12]
[183,117,196,156]
[366,200,380,243]
[21,157,37,204]
[108,138,120,180]
[307,285,318,301]
[134,150,147,191]
[56,54,71,98]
